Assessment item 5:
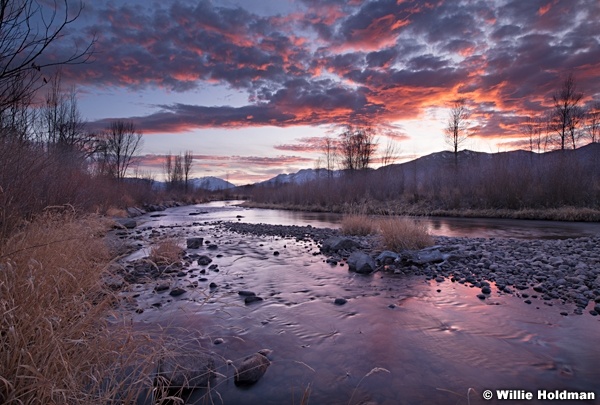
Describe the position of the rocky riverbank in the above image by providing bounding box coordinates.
[218,222,600,316]
[110,217,600,317]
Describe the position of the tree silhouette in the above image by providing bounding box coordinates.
[444,98,470,165]
[552,73,583,150]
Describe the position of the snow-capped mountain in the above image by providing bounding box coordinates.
[190,176,236,191]
[259,168,341,185]
[151,176,236,191]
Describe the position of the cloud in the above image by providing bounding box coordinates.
[57,0,600,145]
[135,152,313,184]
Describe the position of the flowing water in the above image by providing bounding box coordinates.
[126,202,600,404]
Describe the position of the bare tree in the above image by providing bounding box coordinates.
[172,154,183,188]
[380,138,400,166]
[0,0,94,112]
[98,120,143,180]
[339,126,377,172]
[163,152,173,184]
[525,115,548,154]
[584,102,600,143]
[322,135,337,178]
[444,98,470,165]
[0,76,34,141]
[552,73,583,150]
[183,150,193,192]
[38,71,93,157]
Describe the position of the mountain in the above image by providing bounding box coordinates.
[259,168,341,186]
[257,143,600,187]
[151,176,236,191]
[190,176,236,191]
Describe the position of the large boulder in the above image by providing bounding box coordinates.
[347,252,376,274]
[234,350,271,385]
[320,236,359,253]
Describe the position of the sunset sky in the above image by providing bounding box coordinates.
[49,0,600,184]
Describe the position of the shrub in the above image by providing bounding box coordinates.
[340,214,378,236]
[377,217,433,251]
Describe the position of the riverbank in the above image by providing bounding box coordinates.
[218,221,600,317]
[240,200,600,222]
[112,215,600,318]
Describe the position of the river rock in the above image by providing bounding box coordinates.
[347,252,376,274]
[186,237,204,249]
[376,251,399,265]
[114,218,137,229]
[169,287,186,297]
[154,282,170,292]
[244,296,264,305]
[411,248,445,265]
[234,351,271,385]
[197,255,212,265]
[320,236,359,253]
[126,207,146,217]
[156,352,216,390]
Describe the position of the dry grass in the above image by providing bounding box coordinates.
[0,213,165,404]
[340,214,433,251]
[149,239,184,265]
[377,217,433,251]
[105,207,128,218]
[340,215,378,236]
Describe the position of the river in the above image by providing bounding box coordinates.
[123,202,600,404]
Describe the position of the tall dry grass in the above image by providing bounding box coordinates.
[340,214,433,251]
[149,239,184,266]
[377,217,433,251]
[0,213,160,404]
[340,215,378,236]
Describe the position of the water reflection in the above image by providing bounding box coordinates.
[144,201,600,240]
[130,221,600,405]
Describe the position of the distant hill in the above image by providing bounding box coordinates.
[257,143,600,187]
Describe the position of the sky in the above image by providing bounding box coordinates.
[44,0,600,184]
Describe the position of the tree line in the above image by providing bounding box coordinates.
[0,0,150,238]
[510,73,599,154]
[314,73,597,176]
